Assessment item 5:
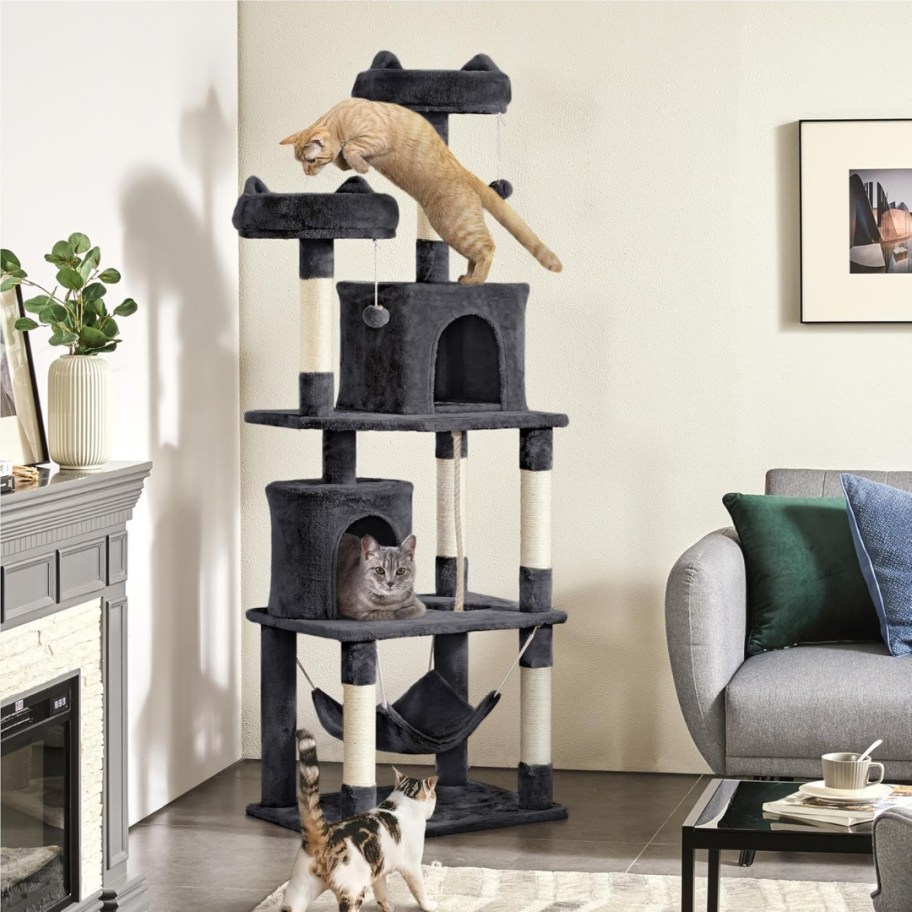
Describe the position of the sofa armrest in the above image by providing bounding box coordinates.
[873,806,912,912]
[665,528,747,774]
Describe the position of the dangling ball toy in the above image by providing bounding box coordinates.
[363,239,390,328]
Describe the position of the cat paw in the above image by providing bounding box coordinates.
[457,274,484,285]
[419,901,438,912]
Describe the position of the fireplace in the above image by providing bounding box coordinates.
[1,675,80,912]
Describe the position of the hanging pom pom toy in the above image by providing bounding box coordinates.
[488,113,513,200]
[363,239,390,327]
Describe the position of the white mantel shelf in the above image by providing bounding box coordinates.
[1,460,152,912]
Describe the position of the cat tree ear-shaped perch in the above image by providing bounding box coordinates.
[232,175,398,414]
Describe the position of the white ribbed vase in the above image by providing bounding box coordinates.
[48,355,112,471]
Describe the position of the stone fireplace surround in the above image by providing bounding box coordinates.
[1,462,151,912]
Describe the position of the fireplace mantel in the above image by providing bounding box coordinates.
[1,460,152,912]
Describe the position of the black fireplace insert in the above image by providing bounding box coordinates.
[1,675,80,912]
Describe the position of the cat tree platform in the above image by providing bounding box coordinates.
[245,409,569,433]
[249,779,567,837]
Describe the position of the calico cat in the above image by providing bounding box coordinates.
[281,730,438,912]
[280,98,562,285]
[336,533,426,621]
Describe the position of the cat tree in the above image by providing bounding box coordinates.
[233,51,569,836]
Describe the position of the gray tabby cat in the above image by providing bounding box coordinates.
[336,533,426,620]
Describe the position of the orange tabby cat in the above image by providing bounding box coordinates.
[280,99,562,284]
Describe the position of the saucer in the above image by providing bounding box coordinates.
[800,781,893,802]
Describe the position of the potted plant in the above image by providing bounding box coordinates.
[0,235,138,470]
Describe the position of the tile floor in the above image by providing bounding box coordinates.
[128,761,877,911]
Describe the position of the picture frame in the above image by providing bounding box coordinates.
[799,119,912,324]
[1,284,49,465]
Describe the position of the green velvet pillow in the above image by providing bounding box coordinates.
[723,494,880,655]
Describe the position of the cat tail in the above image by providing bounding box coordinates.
[296,729,328,854]
[477,178,563,273]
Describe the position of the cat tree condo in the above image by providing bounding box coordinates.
[234,52,568,836]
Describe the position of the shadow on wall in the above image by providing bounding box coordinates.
[121,87,239,814]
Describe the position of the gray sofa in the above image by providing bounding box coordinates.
[873,806,912,912]
[665,468,912,782]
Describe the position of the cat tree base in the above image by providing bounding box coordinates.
[247,779,567,837]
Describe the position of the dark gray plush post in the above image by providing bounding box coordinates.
[323,430,357,484]
[416,111,450,283]
[259,625,297,809]
[434,633,470,786]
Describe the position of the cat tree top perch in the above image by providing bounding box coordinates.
[352,51,511,114]
[237,52,568,838]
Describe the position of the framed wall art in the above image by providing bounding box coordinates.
[1,285,49,465]
[800,119,912,323]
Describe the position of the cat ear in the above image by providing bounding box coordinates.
[279,130,301,146]
[361,534,381,558]
[401,534,417,557]
[393,766,404,786]
[425,776,438,792]
[307,137,325,150]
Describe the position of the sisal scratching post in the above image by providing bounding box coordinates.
[297,239,335,414]
[340,641,378,817]
[435,432,468,599]
[518,427,555,809]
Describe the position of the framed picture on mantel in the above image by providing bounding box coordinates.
[800,119,912,323]
[1,286,49,465]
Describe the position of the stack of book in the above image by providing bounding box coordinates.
[763,785,912,832]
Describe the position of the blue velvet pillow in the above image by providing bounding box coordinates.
[841,474,912,657]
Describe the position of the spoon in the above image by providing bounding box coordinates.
[859,738,883,761]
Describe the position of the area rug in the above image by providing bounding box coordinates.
[251,863,876,911]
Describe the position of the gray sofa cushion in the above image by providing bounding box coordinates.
[726,642,912,766]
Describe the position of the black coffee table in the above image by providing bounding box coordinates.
[681,778,874,912]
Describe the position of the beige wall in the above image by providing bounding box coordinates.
[239,1,912,774]
[2,1,241,822]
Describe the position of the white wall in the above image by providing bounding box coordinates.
[238,1,912,776]
[1,1,241,822]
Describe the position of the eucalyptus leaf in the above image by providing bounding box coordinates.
[84,311,98,327]
[99,268,121,284]
[83,282,106,302]
[14,317,39,331]
[1,248,20,270]
[48,333,67,346]
[23,295,52,313]
[113,298,138,316]
[101,317,119,338]
[68,232,91,254]
[58,331,79,346]
[38,306,57,324]
[51,240,75,261]
[44,254,67,267]
[79,325,108,348]
[83,246,100,271]
[57,266,84,290]
[0,276,21,291]
[85,299,105,317]
[9,268,26,278]
[48,303,70,322]
[96,342,119,354]
[78,258,94,282]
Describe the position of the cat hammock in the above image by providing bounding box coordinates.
[297,627,538,755]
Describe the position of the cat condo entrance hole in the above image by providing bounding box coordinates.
[434,315,502,411]
[344,515,397,546]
